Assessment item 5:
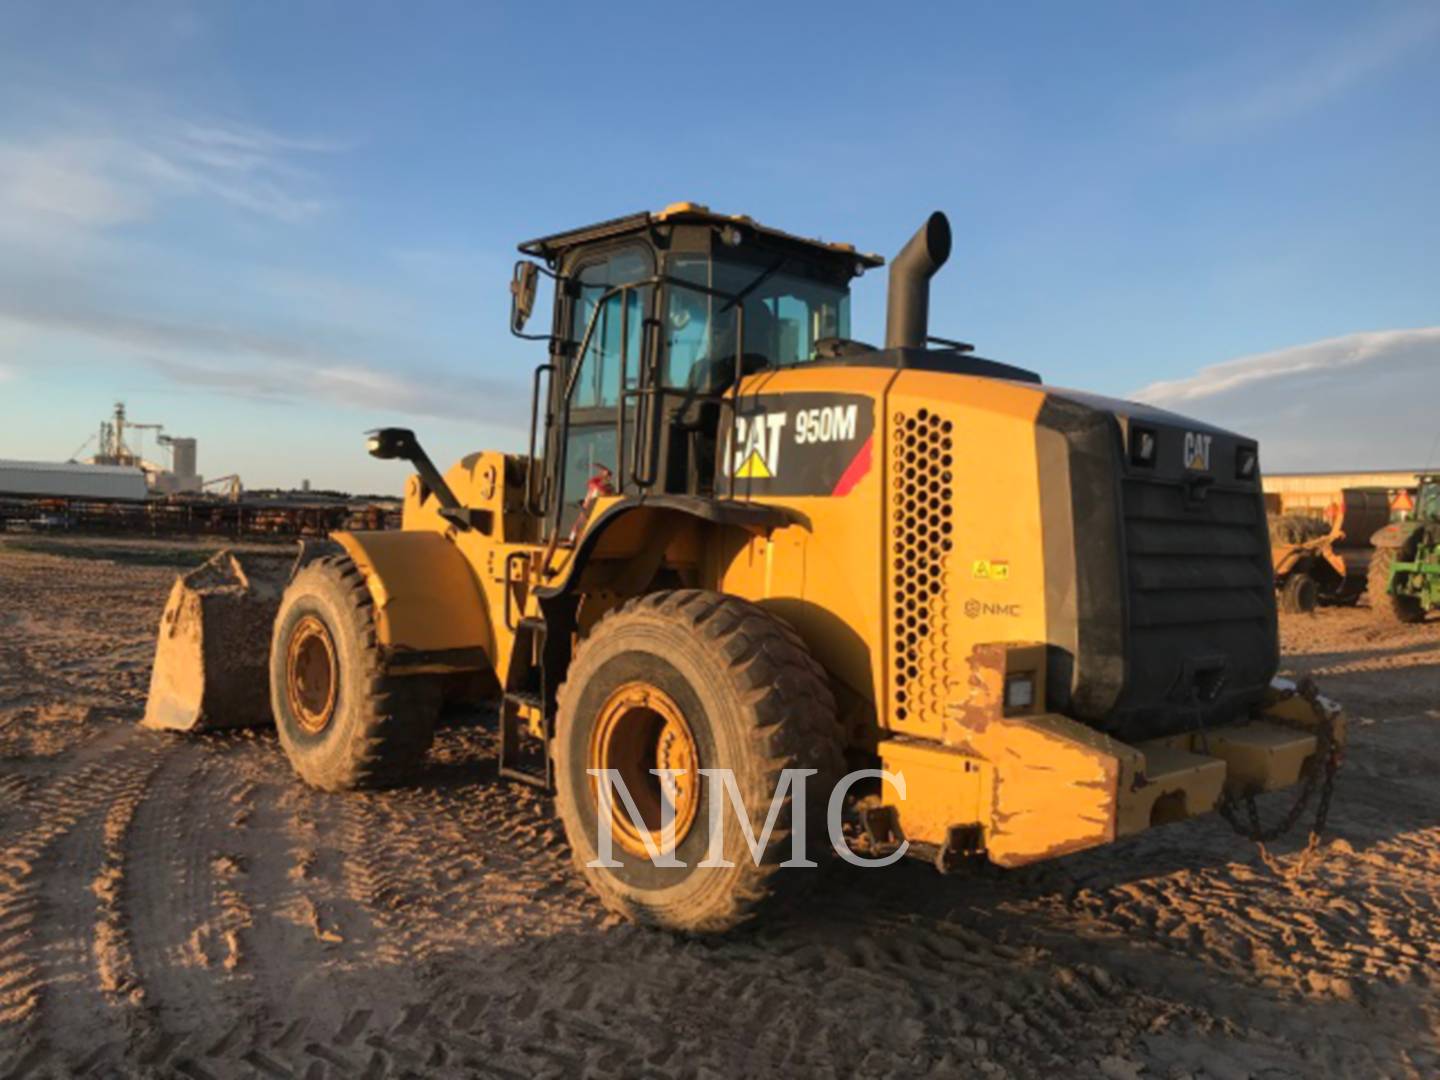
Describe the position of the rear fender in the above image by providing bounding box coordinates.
[1371,521,1421,550]
[536,495,801,601]
[332,530,493,675]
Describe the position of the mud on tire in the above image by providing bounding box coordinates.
[1368,546,1425,625]
[554,590,844,933]
[269,554,439,791]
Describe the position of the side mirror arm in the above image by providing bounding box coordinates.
[366,427,476,531]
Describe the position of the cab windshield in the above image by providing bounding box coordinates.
[1419,480,1440,520]
[664,253,851,392]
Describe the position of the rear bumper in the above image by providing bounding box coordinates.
[879,678,1343,868]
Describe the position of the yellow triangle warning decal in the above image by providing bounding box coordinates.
[735,450,772,479]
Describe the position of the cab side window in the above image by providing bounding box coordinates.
[571,248,650,410]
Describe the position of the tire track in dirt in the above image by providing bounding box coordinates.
[120,735,256,1058]
[229,771,381,1036]
[0,775,36,834]
[333,724,596,966]
[0,728,167,1077]
[7,547,1440,1076]
[281,781,386,959]
[384,913,1171,1078]
[1,730,136,1029]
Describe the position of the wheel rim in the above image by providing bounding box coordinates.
[286,614,339,734]
[587,681,700,858]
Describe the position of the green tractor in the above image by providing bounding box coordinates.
[1369,475,1440,623]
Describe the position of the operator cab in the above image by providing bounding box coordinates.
[513,203,1041,536]
[1415,476,1440,521]
[513,203,880,532]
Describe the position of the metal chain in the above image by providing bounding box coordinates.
[1195,680,1340,849]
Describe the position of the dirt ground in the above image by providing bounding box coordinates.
[1,536,1438,1079]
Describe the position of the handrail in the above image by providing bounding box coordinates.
[525,362,555,517]
[727,305,745,499]
[615,288,630,494]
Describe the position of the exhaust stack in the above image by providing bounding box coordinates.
[885,211,953,350]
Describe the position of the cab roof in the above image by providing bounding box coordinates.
[517,201,886,268]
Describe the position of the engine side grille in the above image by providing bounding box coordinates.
[889,408,956,726]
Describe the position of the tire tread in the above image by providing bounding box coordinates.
[554,590,843,932]
[273,555,438,791]
[1368,547,1425,625]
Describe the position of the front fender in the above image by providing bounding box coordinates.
[1370,521,1421,550]
[332,530,493,675]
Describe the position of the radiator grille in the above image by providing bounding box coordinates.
[1122,480,1273,627]
[890,409,956,725]
[1117,477,1275,729]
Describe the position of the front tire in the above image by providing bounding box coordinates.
[554,590,843,933]
[269,555,439,791]
[1278,571,1319,614]
[1368,547,1425,624]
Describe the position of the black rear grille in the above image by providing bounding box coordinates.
[1114,477,1276,738]
[1035,391,1278,742]
[1123,481,1272,614]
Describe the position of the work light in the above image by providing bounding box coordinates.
[1130,426,1157,467]
[1004,673,1036,714]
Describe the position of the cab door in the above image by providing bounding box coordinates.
[555,246,652,533]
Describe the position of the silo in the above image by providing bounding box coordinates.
[171,438,198,483]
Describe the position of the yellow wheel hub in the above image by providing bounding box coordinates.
[588,681,700,858]
[286,614,339,734]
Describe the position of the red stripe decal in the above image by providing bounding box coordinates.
[831,434,874,497]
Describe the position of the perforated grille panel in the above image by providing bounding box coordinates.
[890,408,956,725]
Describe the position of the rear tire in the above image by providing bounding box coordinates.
[269,555,439,791]
[1368,546,1425,624]
[1278,571,1319,614]
[554,590,843,933]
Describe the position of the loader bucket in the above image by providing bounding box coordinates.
[142,550,295,732]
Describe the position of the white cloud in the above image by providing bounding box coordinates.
[0,291,525,426]
[1133,328,1440,470]
[0,116,336,245]
[1133,328,1440,406]
[0,316,37,369]
[0,138,148,227]
[253,268,414,325]
[149,355,524,425]
[1176,7,1440,140]
[0,91,529,435]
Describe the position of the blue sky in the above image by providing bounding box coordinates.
[1,1,1437,491]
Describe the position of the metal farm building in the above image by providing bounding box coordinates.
[0,460,150,501]
[1263,469,1422,514]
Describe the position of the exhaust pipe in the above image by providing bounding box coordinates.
[885,211,953,350]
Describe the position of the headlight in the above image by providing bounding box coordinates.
[1236,445,1258,480]
[1130,426,1157,467]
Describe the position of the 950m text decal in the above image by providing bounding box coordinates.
[722,393,875,497]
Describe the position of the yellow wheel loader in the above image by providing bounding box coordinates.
[144,204,1342,932]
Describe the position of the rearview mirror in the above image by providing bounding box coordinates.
[510,261,539,335]
[366,427,416,461]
